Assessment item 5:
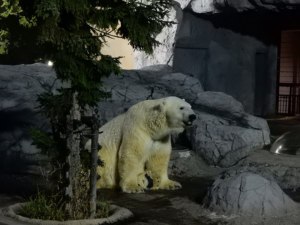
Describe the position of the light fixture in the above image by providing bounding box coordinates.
[47,60,53,67]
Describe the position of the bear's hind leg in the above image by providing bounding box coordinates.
[96,146,117,189]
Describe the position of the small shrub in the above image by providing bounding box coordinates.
[19,192,65,221]
[19,191,111,220]
[96,201,110,218]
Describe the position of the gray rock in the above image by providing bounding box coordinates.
[0,64,56,176]
[169,150,222,178]
[204,172,298,218]
[240,149,300,190]
[173,11,278,115]
[194,91,244,116]
[0,63,58,111]
[158,73,204,103]
[133,4,180,68]
[98,70,204,122]
[134,0,300,70]
[187,92,270,167]
[214,0,300,12]
[140,64,173,72]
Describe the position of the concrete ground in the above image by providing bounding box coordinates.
[0,178,219,225]
[98,178,218,225]
[1,176,300,225]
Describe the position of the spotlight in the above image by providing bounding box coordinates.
[47,60,53,67]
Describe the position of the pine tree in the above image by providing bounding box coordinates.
[0,0,173,219]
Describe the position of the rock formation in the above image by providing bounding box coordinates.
[204,172,298,219]
[0,63,270,176]
[134,0,300,69]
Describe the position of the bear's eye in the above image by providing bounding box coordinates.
[180,107,184,110]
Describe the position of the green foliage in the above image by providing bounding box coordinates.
[117,0,174,53]
[0,30,9,54]
[30,128,56,156]
[0,0,36,55]
[96,201,110,218]
[19,191,65,221]
[0,0,22,18]
[37,91,73,131]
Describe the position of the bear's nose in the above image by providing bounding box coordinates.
[189,114,196,122]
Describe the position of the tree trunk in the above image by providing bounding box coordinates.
[65,92,82,218]
[89,113,100,218]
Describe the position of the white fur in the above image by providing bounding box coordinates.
[85,96,195,193]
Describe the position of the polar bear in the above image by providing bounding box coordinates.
[87,96,196,193]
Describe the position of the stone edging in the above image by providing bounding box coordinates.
[0,202,133,225]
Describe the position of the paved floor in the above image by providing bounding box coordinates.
[99,178,217,225]
[1,176,299,225]
[0,178,217,225]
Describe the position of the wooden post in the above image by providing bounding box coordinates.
[65,92,82,218]
[89,112,100,218]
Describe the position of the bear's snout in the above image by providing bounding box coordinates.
[189,114,196,122]
[184,114,196,126]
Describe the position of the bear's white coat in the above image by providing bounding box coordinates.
[86,96,196,193]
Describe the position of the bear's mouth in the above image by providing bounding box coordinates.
[183,121,193,126]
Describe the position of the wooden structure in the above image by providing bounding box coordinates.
[277,30,300,115]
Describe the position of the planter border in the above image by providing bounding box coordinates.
[1,202,133,225]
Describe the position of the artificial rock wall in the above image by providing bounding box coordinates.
[173,11,278,115]
[136,0,300,115]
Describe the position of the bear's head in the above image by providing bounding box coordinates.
[163,96,196,133]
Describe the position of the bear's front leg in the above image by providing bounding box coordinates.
[146,147,182,190]
[120,172,148,193]
[118,140,149,193]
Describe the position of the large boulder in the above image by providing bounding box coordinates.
[97,68,204,122]
[203,172,298,219]
[240,149,300,190]
[214,0,300,12]
[168,150,222,178]
[187,92,270,167]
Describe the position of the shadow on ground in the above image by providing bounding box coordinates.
[98,177,223,225]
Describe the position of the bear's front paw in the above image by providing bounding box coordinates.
[137,171,152,189]
[160,179,182,190]
[121,183,145,193]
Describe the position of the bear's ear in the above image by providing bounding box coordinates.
[152,104,162,112]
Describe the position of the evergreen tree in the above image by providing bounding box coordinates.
[0,0,173,219]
